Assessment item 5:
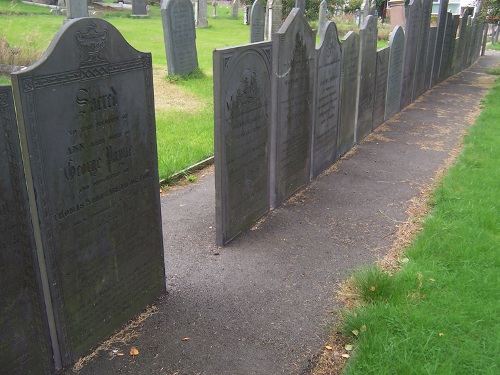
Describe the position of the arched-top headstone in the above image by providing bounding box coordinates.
[356,14,377,142]
[271,8,315,207]
[161,0,199,75]
[264,0,283,40]
[250,0,265,43]
[11,18,165,367]
[412,0,433,100]
[214,42,272,245]
[338,30,360,157]
[385,25,405,120]
[312,21,342,178]
[318,0,328,38]
[431,0,450,86]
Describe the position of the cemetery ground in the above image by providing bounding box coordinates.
[0,0,389,183]
[58,51,499,374]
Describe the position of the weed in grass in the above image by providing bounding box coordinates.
[485,67,500,75]
[347,266,394,305]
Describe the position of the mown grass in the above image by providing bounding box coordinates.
[0,0,390,180]
[339,74,500,374]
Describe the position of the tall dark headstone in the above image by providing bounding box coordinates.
[271,8,315,207]
[0,86,54,373]
[444,14,460,78]
[132,0,148,16]
[318,0,328,38]
[462,16,473,69]
[424,26,437,88]
[67,0,88,19]
[372,46,389,129]
[214,42,272,246]
[452,13,469,74]
[431,0,449,86]
[356,15,377,142]
[338,31,359,157]
[385,25,404,120]
[11,18,165,367]
[250,0,265,43]
[412,0,433,100]
[437,12,453,82]
[312,21,342,178]
[265,0,283,41]
[197,0,209,27]
[161,0,199,75]
[400,0,422,109]
[466,18,478,67]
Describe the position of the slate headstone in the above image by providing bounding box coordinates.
[481,21,488,56]
[400,0,422,110]
[338,31,359,157]
[232,0,239,19]
[355,9,361,27]
[318,0,328,38]
[265,0,282,40]
[372,46,389,129]
[312,21,342,178]
[243,5,250,25]
[462,16,473,69]
[197,0,208,27]
[0,86,54,373]
[295,0,306,11]
[212,0,217,18]
[250,0,265,43]
[385,25,404,120]
[271,8,315,207]
[214,42,272,246]
[431,0,449,86]
[424,26,437,88]
[67,0,88,19]
[161,0,199,76]
[437,12,453,82]
[11,18,165,367]
[467,18,478,67]
[412,0,433,100]
[356,15,377,142]
[132,0,148,16]
[443,14,460,79]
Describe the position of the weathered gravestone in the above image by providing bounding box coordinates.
[197,0,208,27]
[431,0,449,86]
[356,15,377,142]
[437,12,454,82]
[212,0,217,18]
[295,0,306,11]
[11,18,165,367]
[424,26,437,88]
[243,5,251,25]
[214,42,272,246]
[132,0,148,16]
[467,18,478,67]
[271,8,315,207]
[318,0,328,38]
[67,0,88,19]
[442,14,460,79]
[400,0,421,110]
[338,31,359,157]
[412,0,433,100]
[0,86,54,373]
[385,25,404,120]
[312,21,341,178]
[264,0,282,40]
[372,46,389,129]
[161,0,199,75]
[462,16,473,70]
[232,0,239,19]
[250,0,265,43]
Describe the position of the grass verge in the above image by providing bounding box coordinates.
[314,73,500,374]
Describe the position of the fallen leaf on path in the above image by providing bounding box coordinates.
[345,344,353,351]
[181,337,190,341]
[129,347,139,356]
[325,345,333,350]
[341,353,350,358]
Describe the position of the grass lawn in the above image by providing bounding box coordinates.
[326,73,500,374]
[0,0,389,181]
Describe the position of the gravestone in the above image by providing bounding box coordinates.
[356,15,377,142]
[372,46,389,129]
[467,18,478,67]
[338,31,359,157]
[385,25,404,120]
[11,18,165,367]
[354,8,361,27]
[312,21,342,178]
[443,14,460,79]
[132,0,148,16]
[361,0,369,26]
[197,0,208,27]
[232,0,239,19]
[271,8,315,207]
[67,0,88,19]
[214,42,272,246]
[437,12,453,82]
[161,0,199,75]
[462,16,473,70]
[400,0,421,110]
[431,0,449,86]
[424,26,437,88]
[243,5,250,25]
[212,0,217,18]
[412,0,433,100]
[250,0,265,43]
[318,0,328,38]
[481,21,488,56]
[0,86,54,373]
[295,0,306,11]
[264,0,282,40]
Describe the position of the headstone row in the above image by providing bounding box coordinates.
[214,4,486,246]
[2,18,165,371]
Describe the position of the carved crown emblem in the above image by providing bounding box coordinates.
[76,21,108,64]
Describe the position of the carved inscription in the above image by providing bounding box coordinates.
[250,1,265,43]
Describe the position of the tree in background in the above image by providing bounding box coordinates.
[482,0,500,18]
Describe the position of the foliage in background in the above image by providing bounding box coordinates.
[482,0,500,18]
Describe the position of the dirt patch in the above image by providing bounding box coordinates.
[153,68,207,113]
